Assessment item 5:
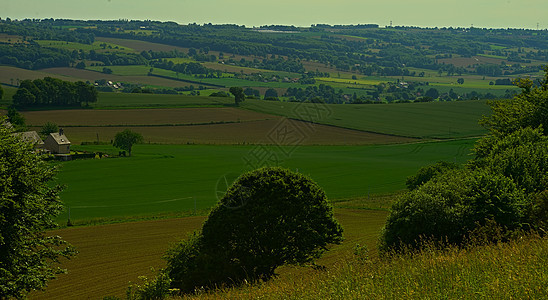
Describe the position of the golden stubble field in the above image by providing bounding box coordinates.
[30,209,388,299]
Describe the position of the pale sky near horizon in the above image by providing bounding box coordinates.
[2,0,547,30]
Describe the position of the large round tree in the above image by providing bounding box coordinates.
[166,167,343,292]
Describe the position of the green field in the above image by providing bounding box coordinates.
[36,40,134,52]
[242,99,491,138]
[57,140,475,223]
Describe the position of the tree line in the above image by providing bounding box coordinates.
[12,77,98,107]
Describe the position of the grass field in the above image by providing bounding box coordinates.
[31,208,390,300]
[242,99,491,138]
[36,40,134,53]
[55,140,474,223]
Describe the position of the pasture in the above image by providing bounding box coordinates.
[55,140,474,223]
[242,99,491,138]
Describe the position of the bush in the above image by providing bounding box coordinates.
[381,169,527,251]
[405,161,459,190]
[165,167,343,293]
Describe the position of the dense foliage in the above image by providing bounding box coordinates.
[381,69,548,251]
[12,77,97,107]
[165,167,343,293]
[0,118,75,298]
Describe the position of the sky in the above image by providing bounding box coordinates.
[2,0,547,30]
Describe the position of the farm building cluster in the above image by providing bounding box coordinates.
[12,126,72,159]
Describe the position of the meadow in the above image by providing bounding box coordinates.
[56,139,475,224]
[242,99,491,138]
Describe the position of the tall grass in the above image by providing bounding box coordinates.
[186,233,547,299]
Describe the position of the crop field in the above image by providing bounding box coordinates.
[96,36,190,53]
[95,37,259,63]
[0,33,26,43]
[0,66,79,86]
[30,208,389,299]
[41,67,194,88]
[35,40,134,52]
[242,99,491,138]
[32,118,416,145]
[94,93,235,108]
[23,107,276,126]
[54,140,474,223]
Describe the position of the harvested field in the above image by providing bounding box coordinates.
[23,108,277,126]
[30,119,416,145]
[0,66,79,85]
[96,37,258,63]
[30,209,389,300]
[30,216,206,300]
[41,68,192,88]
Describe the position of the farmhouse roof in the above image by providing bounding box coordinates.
[49,129,71,145]
[14,131,44,145]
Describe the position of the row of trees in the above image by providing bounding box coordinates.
[12,77,98,107]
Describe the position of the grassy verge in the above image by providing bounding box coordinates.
[190,233,548,299]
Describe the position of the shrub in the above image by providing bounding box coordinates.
[381,169,527,251]
[405,161,459,190]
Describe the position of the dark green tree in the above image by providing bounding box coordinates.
[75,81,98,106]
[425,88,439,99]
[457,78,464,85]
[480,68,548,136]
[405,161,459,190]
[165,167,343,293]
[0,119,76,298]
[6,107,25,130]
[75,61,86,69]
[39,122,58,138]
[12,87,35,106]
[113,129,143,156]
[264,88,278,100]
[229,86,245,106]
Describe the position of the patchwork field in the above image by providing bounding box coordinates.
[54,140,474,223]
[30,208,389,300]
[0,66,79,85]
[41,67,194,88]
[242,99,491,138]
[23,107,277,126]
[23,107,416,145]
[33,120,416,145]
